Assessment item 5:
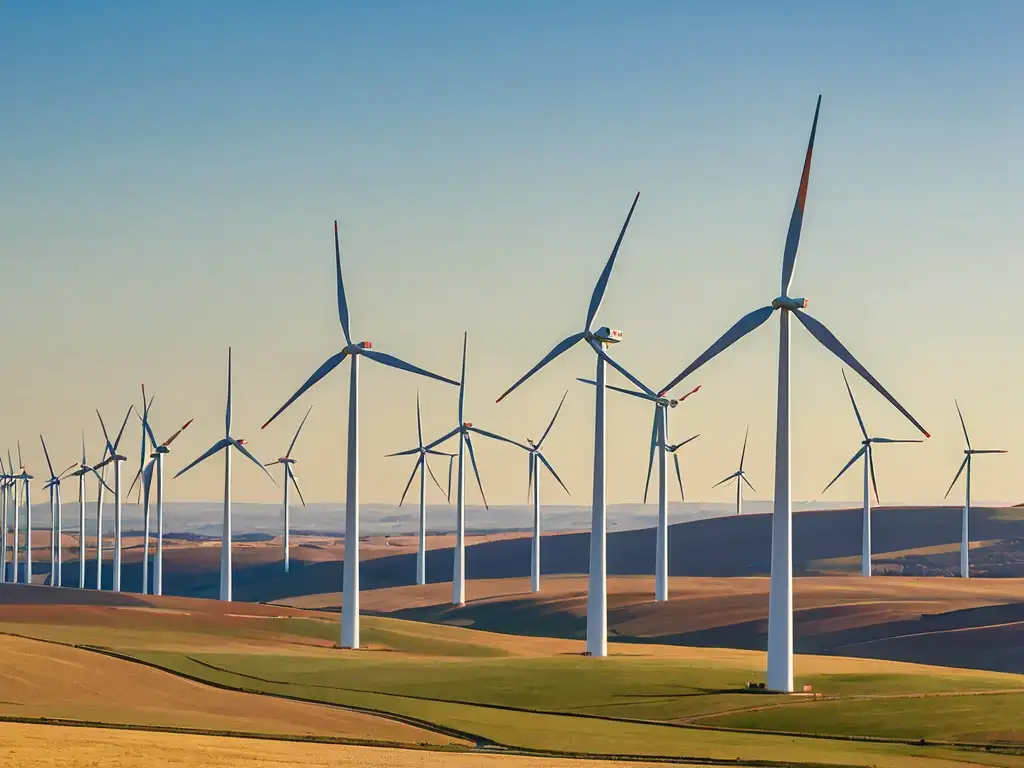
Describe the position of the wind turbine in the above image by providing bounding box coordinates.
[578,378,700,602]
[522,392,571,593]
[13,443,33,584]
[658,97,929,691]
[265,406,312,574]
[419,333,525,606]
[67,433,112,589]
[496,192,645,657]
[93,407,134,592]
[261,221,458,649]
[0,456,11,583]
[386,394,452,586]
[39,436,77,587]
[8,449,21,583]
[177,348,274,602]
[944,401,1006,579]
[127,387,157,594]
[713,426,754,517]
[820,370,922,577]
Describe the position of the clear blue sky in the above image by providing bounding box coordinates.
[2,1,1022,506]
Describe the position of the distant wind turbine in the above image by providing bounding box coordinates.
[385,394,453,586]
[944,401,1007,579]
[522,392,571,593]
[40,436,77,587]
[136,416,193,596]
[420,333,524,606]
[93,407,134,592]
[265,406,312,574]
[820,371,922,577]
[0,456,11,583]
[126,387,157,593]
[8,449,21,583]
[496,192,644,657]
[14,443,33,584]
[176,348,274,602]
[578,378,700,602]
[68,433,112,589]
[659,97,929,691]
[713,426,754,517]
[262,221,458,649]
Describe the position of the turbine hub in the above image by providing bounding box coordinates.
[772,296,808,311]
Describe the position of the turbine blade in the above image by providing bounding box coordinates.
[712,473,738,489]
[780,95,822,296]
[821,446,866,495]
[464,433,488,509]
[537,390,569,448]
[458,332,467,425]
[398,457,420,507]
[538,452,569,495]
[591,342,656,397]
[446,455,454,503]
[126,467,143,500]
[468,426,529,451]
[643,411,657,505]
[586,190,640,331]
[944,456,970,499]
[113,405,134,451]
[496,332,586,403]
[972,449,1009,454]
[793,309,929,438]
[225,347,233,437]
[955,400,971,451]
[286,405,313,459]
[661,306,775,394]
[672,384,702,403]
[422,426,460,453]
[385,446,421,458]
[526,454,535,503]
[842,369,869,442]
[416,391,423,450]
[424,456,445,498]
[174,438,231,479]
[870,437,923,444]
[576,378,653,402]
[288,466,307,507]
[142,459,155,505]
[739,425,749,472]
[89,467,114,494]
[96,410,114,455]
[668,434,700,453]
[742,475,756,493]
[163,418,194,447]
[264,459,283,467]
[262,351,348,430]
[361,348,460,386]
[39,435,55,478]
[869,447,880,506]
[81,429,87,466]
[673,453,685,501]
[230,439,277,485]
[334,221,352,345]
[424,449,455,457]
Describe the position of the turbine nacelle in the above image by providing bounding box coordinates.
[772,296,809,311]
[591,326,623,344]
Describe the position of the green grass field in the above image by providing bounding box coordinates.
[5,592,1024,767]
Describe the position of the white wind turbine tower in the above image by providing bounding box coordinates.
[127,387,157,594]
[13,443,33,584]
[713,426,755,517]
[262,221,458,649]
[419,333,528,606]
[0,456,11,583]
[136,417,193,596]
[659,96,929,691]
[578,378,700,602]
[820,370,922,577]
[497,192,648,657]
[93,408,134,592]
[177,348,274,602]
[944,401,1006,579]
[68,433,112,589]
[264,406,312,574]
[8,449,21,583]
[522,393,570,593]
[40,436,77,587]
[386,394,453,586]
